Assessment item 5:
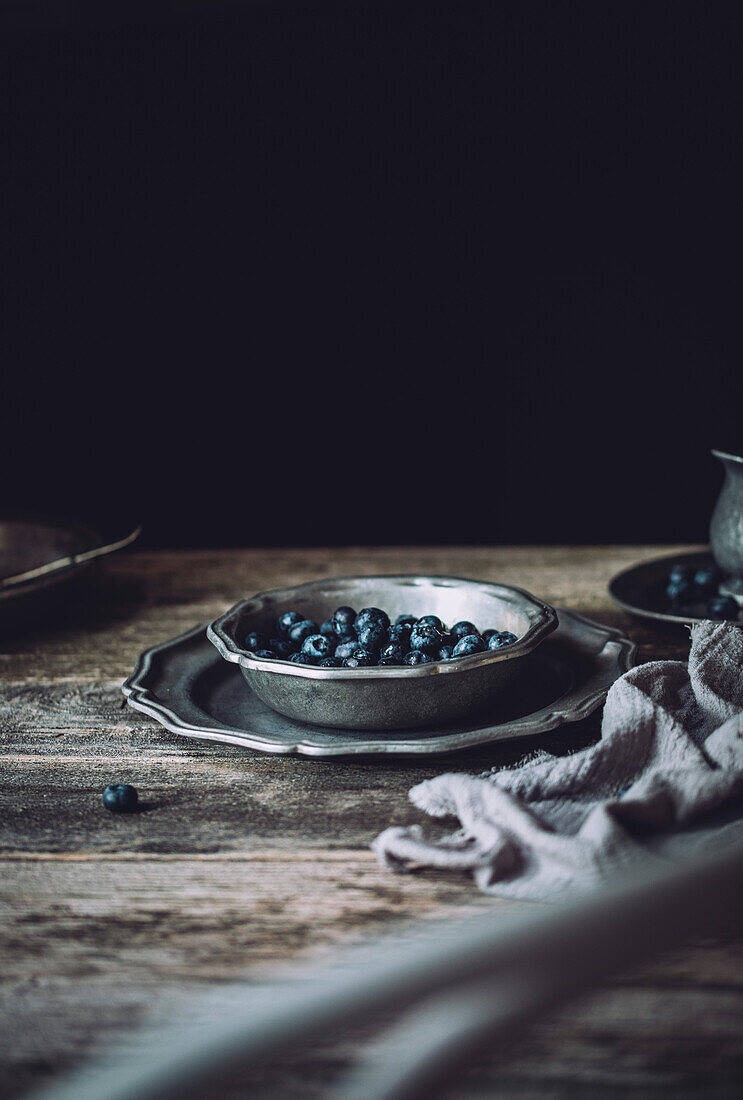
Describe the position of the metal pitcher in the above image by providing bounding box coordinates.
[710,449,743,597]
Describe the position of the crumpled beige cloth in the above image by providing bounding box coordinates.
[373,621,743,900]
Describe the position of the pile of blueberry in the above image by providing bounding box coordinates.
[665,562,739,620]
[243,607,519,668]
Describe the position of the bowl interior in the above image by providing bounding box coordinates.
[236,575,542,648]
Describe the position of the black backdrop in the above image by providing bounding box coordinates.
[1,0,740,549]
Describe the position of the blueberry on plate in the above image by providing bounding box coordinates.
[290,652,317,664]
[320,619,337,639]
[481,629,497,644]
[707,595,739,620]
[403,651,434,665]
[277,610,305,636]
[488,631,518,649]
[668,563,693,585]
[379,643,405,664]
[244,631,267,652]
[666,578,693,605]
[334,639,360,660]
[302,633,334,660]
[354,607,391,633]
[356,622,387,652]
[395,614,417,628]
[331,606,357,637]
[102,783,138,813]
[255,648,278,659]
[269,638,296,659]
[409,621,445,655]
[438,645,454,660]
[287,619,319,646]
[343,647,377,668]
[318,656,343,668]
[449,621,479,642]
[693,564,721,594]
[452,634,486,658]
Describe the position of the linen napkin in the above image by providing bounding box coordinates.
[373,621,743,901]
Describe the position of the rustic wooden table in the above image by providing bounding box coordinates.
[1,547,741,1099]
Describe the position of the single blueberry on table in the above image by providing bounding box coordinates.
[408,621,445,655]
[707,595,739,620]
[334,639,360,660]
[331,606,357,637]
[269,638,296,659]
[318,656,343,667]
[403,651,434,665]
[244,631,267,652]
[287,619,319,646]
[290,652,317,664]
[449,621,479,642]
[666,578,693,606]
[277,611,305,636]
[438,645,454,660]
[488,631,518,649]
[356,622,387,652]
[452,634,486,658]
[302,633,334,660]
[354,607,391,633]
[693,565,721,593]
[102,784,138,813]
[343,647,377,668]
[379,643,405,664]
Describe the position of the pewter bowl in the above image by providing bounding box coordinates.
[207,575,558,731]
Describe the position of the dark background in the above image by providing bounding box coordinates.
[1,0,740,549]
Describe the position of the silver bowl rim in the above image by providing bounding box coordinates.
[206,574,559,681]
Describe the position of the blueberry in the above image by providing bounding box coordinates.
[302,633,334,660]
[452,634,486,658]
[449,621,479,642]
[487,631,518,649]
[287,619,318,646]
[269,638,296,659]
[438,645,454,660]
[290,652,317,664]
[318,656,343,668]
[335,639,360,660]
[343,647,377,668]
[395,614,417,628]
[388,623,413,646]
[666,578,693,606]
[403,651,434,665]
[668,563,693,585]
[481,629,497,644]
[707,595,739,620]
[102,783,138,813]
[320,619,337,639]
[277,611,305,636]
[693,565,721,593]
[244,631,267,652]
[417,615,445,633]
[255,648,278,659]
[331,606,357,637]
[409,621,445,655]
[354,607,390,634]
[379,643,405,664]
[356,622,387,652]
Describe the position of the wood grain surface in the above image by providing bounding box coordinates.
[1,546,740,1099]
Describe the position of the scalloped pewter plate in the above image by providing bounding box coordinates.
[122,610,634,757]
